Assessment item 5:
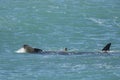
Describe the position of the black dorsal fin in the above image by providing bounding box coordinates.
[102,43,111,51]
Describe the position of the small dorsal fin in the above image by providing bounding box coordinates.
[102,43,111,51]
[64,48,68,51]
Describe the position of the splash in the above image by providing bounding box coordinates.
[15,48,26,53]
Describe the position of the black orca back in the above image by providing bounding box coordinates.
[102,43,111,51]
[34,48,43,53]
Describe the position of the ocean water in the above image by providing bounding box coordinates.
[0,0,120,80]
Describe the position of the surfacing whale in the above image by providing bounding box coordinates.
[16,43,113,55]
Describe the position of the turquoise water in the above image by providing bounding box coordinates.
[0,0,120,80]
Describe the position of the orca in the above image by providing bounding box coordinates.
[16,45,42,53]
[16,43,112,55]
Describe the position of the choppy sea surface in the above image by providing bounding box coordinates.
[0,0,120,80]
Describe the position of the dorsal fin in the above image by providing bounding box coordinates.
[102,43,111,51]
[64,48,68,51]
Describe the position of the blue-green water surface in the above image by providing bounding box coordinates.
[0,0,120,80]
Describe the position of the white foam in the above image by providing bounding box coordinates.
[15,48,26,53]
